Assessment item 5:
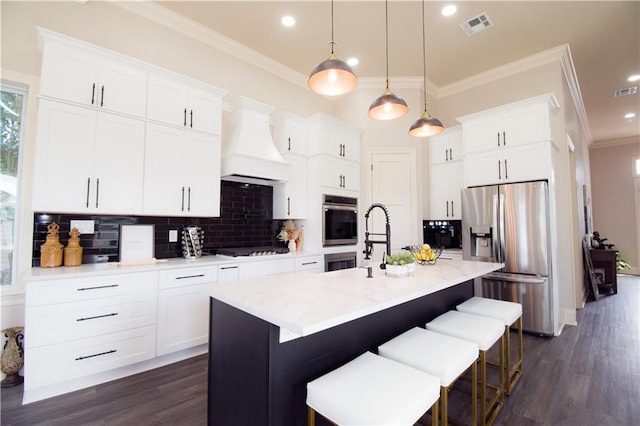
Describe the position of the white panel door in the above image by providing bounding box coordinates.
[370,152,417,257]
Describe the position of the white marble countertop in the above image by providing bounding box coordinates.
[26,251,322,280]
[208,258,504,338]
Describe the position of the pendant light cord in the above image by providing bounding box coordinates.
[385,0,390,90]
[330,0,335,54]
[421,0,428,114]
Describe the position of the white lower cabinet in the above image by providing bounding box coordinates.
[239,258,295,281]
[295,255,324,273]
[218,263,240,283]
[157,266,217,356]
[24,272,158,395]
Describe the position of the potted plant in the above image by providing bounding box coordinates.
[617,252,631,273]
[385,252,415,277]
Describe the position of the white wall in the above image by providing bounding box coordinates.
[590,139,640,274]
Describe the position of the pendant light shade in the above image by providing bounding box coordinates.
[409,0,444,137]
[308,1,358,97]
[368,0,408,120]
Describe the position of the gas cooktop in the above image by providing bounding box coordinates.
[217,246,290,257]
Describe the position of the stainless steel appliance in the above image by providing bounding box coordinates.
[322,195,358,246]
[462,181,554,335]
[324,251,357,272]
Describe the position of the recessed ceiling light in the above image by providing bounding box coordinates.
[347,58,359,67]
[281,15,295,27]
[628,74,640,82]
[442,5,457,17]
[624,112,636,120]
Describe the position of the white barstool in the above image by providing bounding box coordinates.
[426,311,505,426]
[306,351,440,426]
[456,296,523,395]
[378,327,479,426]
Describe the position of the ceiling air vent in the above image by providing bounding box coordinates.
[460,12,493,36]
[614,87,637,97]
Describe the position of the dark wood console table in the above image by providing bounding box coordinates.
[589,248,618,295]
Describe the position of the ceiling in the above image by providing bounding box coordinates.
[154,1,639,145]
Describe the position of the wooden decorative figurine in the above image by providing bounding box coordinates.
[64,227,83,266]
[40,222,63,267]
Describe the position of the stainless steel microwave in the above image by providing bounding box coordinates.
[322,195,358,246]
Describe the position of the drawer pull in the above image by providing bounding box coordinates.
[76,312,118,322]
[301,261,318,266]
[220,266,239,270]
[175,274,206,280]
[77,284,119,291]
[75,349,117,361]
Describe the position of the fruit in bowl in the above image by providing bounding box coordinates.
[409,244,442,264]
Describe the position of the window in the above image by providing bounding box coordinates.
[0,86,26,286]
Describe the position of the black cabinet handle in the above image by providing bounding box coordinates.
[176,274,205,280]
[288,137,291,151]
[301,261,318,266]
[75,349,116,361]
[497,132,501,147]
[91,83,96,105]
[76,312,118,322]
[86,177,91,208]
[451,200,454,217]
[77,284,119,291]
[220,265,239,270]
[445,149,449,162]
[504,159,508,179]
[449,148,453,160]
[498,160,502,179]
[187,187,191,211]
[100,86,104,107]
[287,197,291,216]
[183,108,187,126]
[503,131,506,146]
[181,186,185,211]
[190,110,193,128]
[95,178,100,208]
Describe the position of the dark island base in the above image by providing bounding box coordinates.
[208,280,473,426]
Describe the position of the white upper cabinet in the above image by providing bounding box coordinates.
[271,111,307,155]
[273,153,308,219]
[143,123,221,217]
[460,94,558,155]
[306,113,361,162]
[32,99,145,214]
[147,73,223,135]
[39,34,147,118]
[429,126,463,164]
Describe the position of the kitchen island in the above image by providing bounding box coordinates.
[207,258,503,426]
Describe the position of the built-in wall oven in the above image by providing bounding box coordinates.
[322,194,358,246]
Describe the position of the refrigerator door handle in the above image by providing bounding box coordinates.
[484,272,547,284]
[492,191,501,263]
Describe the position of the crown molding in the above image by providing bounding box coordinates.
[589,135,639,149]
[108,0,308,89]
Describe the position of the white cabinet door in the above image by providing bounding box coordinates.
[464,143,551,187]
[40,41,147,118]
[430,162,463,219]
[272,112,307,155]
[306,115,361,162]
[429,126,463,164]
[32,100,96,213]
[218,264,240,283]
[147,74,222,135]
[93,112,145,214]
[143,123,221,217]
[273,153,308,219]
[238,258,295,281]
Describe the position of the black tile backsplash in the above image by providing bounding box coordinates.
[32,181,284,266]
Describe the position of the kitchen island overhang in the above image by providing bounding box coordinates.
[207,259,504,426]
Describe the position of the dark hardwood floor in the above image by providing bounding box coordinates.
[2,275,638,426]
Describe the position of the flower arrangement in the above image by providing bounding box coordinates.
[278,219,304,252]
[385,252,415,266]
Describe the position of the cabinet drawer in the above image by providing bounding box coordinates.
[24,326,156,390]
[295,256,323,272]
[158,265,218,289]
[26,272,157,306]
[239,258,295,281]
[25,293,156,348]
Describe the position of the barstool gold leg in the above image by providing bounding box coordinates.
[432,397,439,426]
[471,359,477,426]
[504,324,511,396]
[480,350,486,426]
[307,406,315,426]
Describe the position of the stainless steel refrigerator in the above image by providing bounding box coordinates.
[462,181,554,335]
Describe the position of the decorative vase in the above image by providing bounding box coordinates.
[295,226,304,252]
[385,264,410,278]
[64,227,83,266]
[40,222,63,268]
[1,327,24,387]
[288,239,297,252]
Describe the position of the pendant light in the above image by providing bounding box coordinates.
[409,0,444,137]
[308,0,358,96]
[368,0,408,120]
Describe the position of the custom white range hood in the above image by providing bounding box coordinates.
[221,96,289,185]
